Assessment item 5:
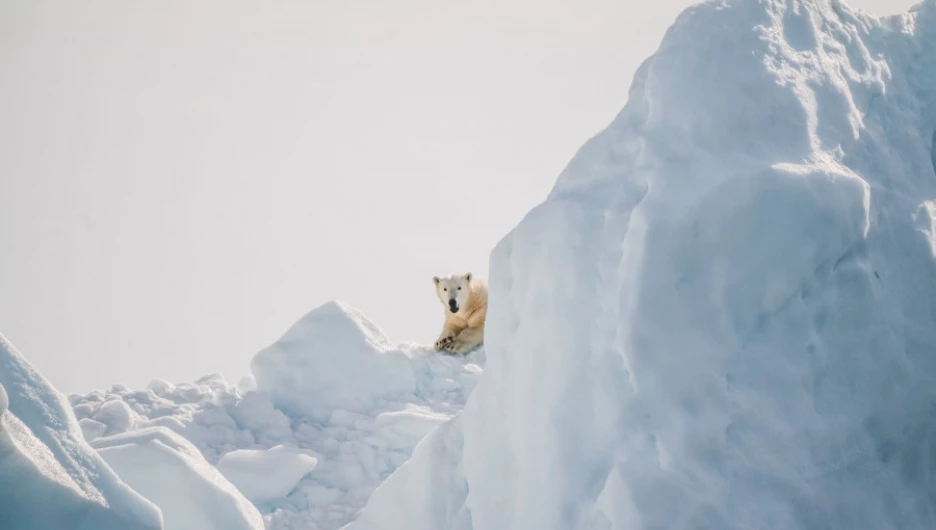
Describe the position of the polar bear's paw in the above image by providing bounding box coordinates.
[441,338,479,355]
[434,336,455,350]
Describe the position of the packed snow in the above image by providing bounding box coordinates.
[69,301,485,529]
[348,1,936,529]
[0,333,163,530]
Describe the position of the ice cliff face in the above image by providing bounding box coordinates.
[348,1,936,529]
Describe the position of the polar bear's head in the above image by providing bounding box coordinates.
[433,272,473,314]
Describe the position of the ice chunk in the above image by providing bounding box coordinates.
[79,418,108,442]
[231,390,290,434]
[93,399,137,436]
[92,427,263,530]
[216,445,319,504]
[251,301,417,419]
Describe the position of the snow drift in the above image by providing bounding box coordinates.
[0,334,164,530]
[348,1,936,529]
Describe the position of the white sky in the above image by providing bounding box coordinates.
[0,0,917,393]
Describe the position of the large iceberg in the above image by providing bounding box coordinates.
[0,334,163,530]
[348,1,936,529]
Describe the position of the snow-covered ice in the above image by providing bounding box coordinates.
[348,1,936,529]
[79,417,109,442]
[93,399,138,436]
[92,427,264,530]
[70,301,485,529]
[217,446,319,503]
[0,334,163,530]
[251,301,419,419]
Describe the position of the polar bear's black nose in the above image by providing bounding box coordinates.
[448,299,458,312]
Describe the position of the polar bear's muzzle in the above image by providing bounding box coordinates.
[448,299,459,313]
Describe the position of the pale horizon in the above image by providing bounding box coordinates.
[0,0,916,394]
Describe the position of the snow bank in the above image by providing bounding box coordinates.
[71,301,485,529]
[216,445,319,503]
[251,301,417,419]
[0,334,163,530]
[348,1,936,529]
[92,427,264,530]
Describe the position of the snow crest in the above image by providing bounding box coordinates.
[348,1,936,529]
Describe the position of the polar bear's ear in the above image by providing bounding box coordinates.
[433,276,440,285]
[465,272,472,282]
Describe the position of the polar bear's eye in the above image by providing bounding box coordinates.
[457,287,462,291]
[443,288,447,292]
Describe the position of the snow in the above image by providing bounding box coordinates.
[79,418,108,442]
[92,427,264,530]
[347,419,471,530]
[347,1,936,529]
[94,399,138,435]
[216,445,319,503]
[70,301,485,529]
[0,333,164,530]
[251,301,418,419]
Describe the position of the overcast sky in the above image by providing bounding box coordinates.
[0,0,918,393]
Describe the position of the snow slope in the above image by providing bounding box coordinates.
[71,301,485,529]
[0,333,164,530]
[348,1,936,529]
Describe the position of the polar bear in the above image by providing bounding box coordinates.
[432,272,487,354]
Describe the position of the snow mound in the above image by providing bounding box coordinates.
[347,1,936,529]
[217,445,319,503]
[93,399,138,436]
[92,427,264,530]
[0,334,163,530]
[251,300,417,419]
[71,301,485,529]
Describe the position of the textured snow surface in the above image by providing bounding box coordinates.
[0,334,164,530]
[92,427,264,530]
[71,301,485,529]
[348,1,936,529]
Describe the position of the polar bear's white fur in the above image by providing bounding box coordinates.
[432,272,487,355]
